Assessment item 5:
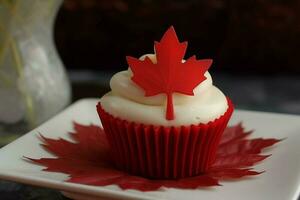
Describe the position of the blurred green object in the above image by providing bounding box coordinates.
[0,0,71,140]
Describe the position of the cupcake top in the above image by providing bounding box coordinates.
[100,27,228,126]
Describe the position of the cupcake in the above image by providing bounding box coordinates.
[97,27,234,179]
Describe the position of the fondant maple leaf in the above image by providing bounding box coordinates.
[26,123,281,191]
[126,26,212,120]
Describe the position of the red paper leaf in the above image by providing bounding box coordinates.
[208,168,262,179]
[36,123,110,165]
[219,123,251,146]
[217,138,281,157]
[27,123,281,191]
[210,154,269,170]
[127,26,212,120]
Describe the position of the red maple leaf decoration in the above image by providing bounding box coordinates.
[126,26,212,120]
[26,122,281,191]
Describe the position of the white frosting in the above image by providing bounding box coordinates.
[100,54,228,126]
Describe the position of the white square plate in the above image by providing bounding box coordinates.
[0,99,299,200]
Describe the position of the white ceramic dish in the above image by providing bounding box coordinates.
[0,98,299,200]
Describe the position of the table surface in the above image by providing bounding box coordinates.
[1,70,300,200]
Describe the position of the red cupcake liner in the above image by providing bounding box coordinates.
[97,98,234,179]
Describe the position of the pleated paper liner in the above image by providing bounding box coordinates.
[97,98,234,179]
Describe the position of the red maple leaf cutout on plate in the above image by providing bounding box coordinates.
[26,123,281,191]
[126,26,212,120]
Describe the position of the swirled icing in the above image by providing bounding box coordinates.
[100,54,228,126]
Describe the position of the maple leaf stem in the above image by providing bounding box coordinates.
[166,93,174,120]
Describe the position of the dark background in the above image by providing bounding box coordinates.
[55,0,300,75]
